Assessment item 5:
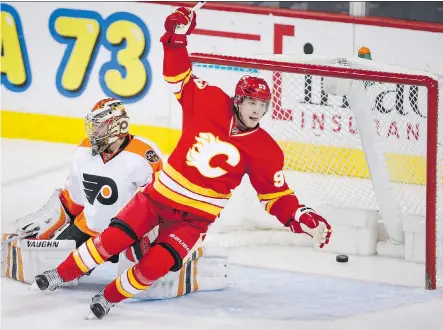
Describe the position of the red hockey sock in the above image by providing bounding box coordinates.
[104,245,175,303]
[57,226,135,282]
[57,252,85,282]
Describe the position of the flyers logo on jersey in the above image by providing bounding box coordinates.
[186,132,240,178]
[82,174,118,205]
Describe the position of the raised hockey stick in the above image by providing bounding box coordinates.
[175,1,206,35]
[188,1,206,22]
[192,1,206,11]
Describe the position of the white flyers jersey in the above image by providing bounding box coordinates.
[59,135,163,236]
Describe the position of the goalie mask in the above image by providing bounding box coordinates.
[233,75,272,128]
[85,98,130,156]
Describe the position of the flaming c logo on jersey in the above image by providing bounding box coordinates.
[186,132,240,178]
[82,173,118,205]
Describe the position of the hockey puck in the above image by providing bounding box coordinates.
[336,255,349,263]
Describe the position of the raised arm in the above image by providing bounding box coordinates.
[160,7,196,105]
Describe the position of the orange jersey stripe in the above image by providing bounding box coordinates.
[125,139,163,173]
[73,212,100,237]
[59,189,84,216]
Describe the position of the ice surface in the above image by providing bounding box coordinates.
[1,138,443,330]
[2,262,443,330]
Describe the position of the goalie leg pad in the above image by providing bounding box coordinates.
[1,238,76,284]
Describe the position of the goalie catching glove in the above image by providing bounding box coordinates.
[14,189,71,240]
[289,206,332,248]
[160,7,196,47]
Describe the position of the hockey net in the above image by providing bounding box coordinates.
[189,53,442,290]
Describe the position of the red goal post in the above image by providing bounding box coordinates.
[189,53,442,290]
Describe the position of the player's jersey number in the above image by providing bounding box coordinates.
[274,170,285,187]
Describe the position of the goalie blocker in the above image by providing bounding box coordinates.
[1,233,227,299]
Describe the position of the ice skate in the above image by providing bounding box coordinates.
[89,290,114,320]
[34,269,65,291]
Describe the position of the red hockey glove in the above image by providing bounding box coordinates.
[161,7,197,47]
[165,7,196,35]
[288,206,332,249]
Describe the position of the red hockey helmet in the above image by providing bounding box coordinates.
[234,75,272,107]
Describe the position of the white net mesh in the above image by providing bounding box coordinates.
[190,54,442,289]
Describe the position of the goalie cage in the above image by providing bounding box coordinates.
[189,52,442,290]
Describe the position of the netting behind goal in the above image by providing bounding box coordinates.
[190,53,442,289]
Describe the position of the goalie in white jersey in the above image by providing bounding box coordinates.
[1,98,227,299]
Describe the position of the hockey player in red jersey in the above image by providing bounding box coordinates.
[34,7,332,319]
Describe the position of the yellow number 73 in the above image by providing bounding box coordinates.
[49,9,150,102]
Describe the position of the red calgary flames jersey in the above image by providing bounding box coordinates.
[148,45,299,226]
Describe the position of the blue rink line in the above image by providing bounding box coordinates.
[79,264,443,322]
[193,63,260,74]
